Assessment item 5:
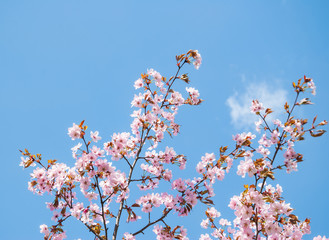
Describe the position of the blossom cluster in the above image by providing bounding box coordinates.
[19,53,328,240]
[20,50,208,240]
[198,76,327,240]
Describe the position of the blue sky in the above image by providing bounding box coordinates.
[1,1,328,239]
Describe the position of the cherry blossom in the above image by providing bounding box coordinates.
[19,52,327,240]
[250,100,264,113]
[68,123,81,140]
[91,131,102,142]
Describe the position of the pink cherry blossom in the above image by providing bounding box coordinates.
[134,78,144,89]
[40,224,50,237]
[206,207,221,218]
[123,232,135,240]
[199,233,212,240]
[90,130,102,142]
[68,123,81,140]
[307,78,316,95]
[250,100,264,113]
[201,218,209,229]
[189,50,202,70]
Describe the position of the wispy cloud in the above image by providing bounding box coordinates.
[226,81,288,130]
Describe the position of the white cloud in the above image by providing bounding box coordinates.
[226,81,288,130]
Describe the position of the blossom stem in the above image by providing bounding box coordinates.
[95,175,108,240]
[112,61,187,239]
[112,127,151,240]
[132,209,172,236]
[255,91,300,239]
[160,61,185,109]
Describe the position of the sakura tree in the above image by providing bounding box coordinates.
[20,50,328,240]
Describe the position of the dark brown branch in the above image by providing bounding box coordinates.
[133,209,172,236]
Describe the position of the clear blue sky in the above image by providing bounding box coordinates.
[1,1,328,239]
